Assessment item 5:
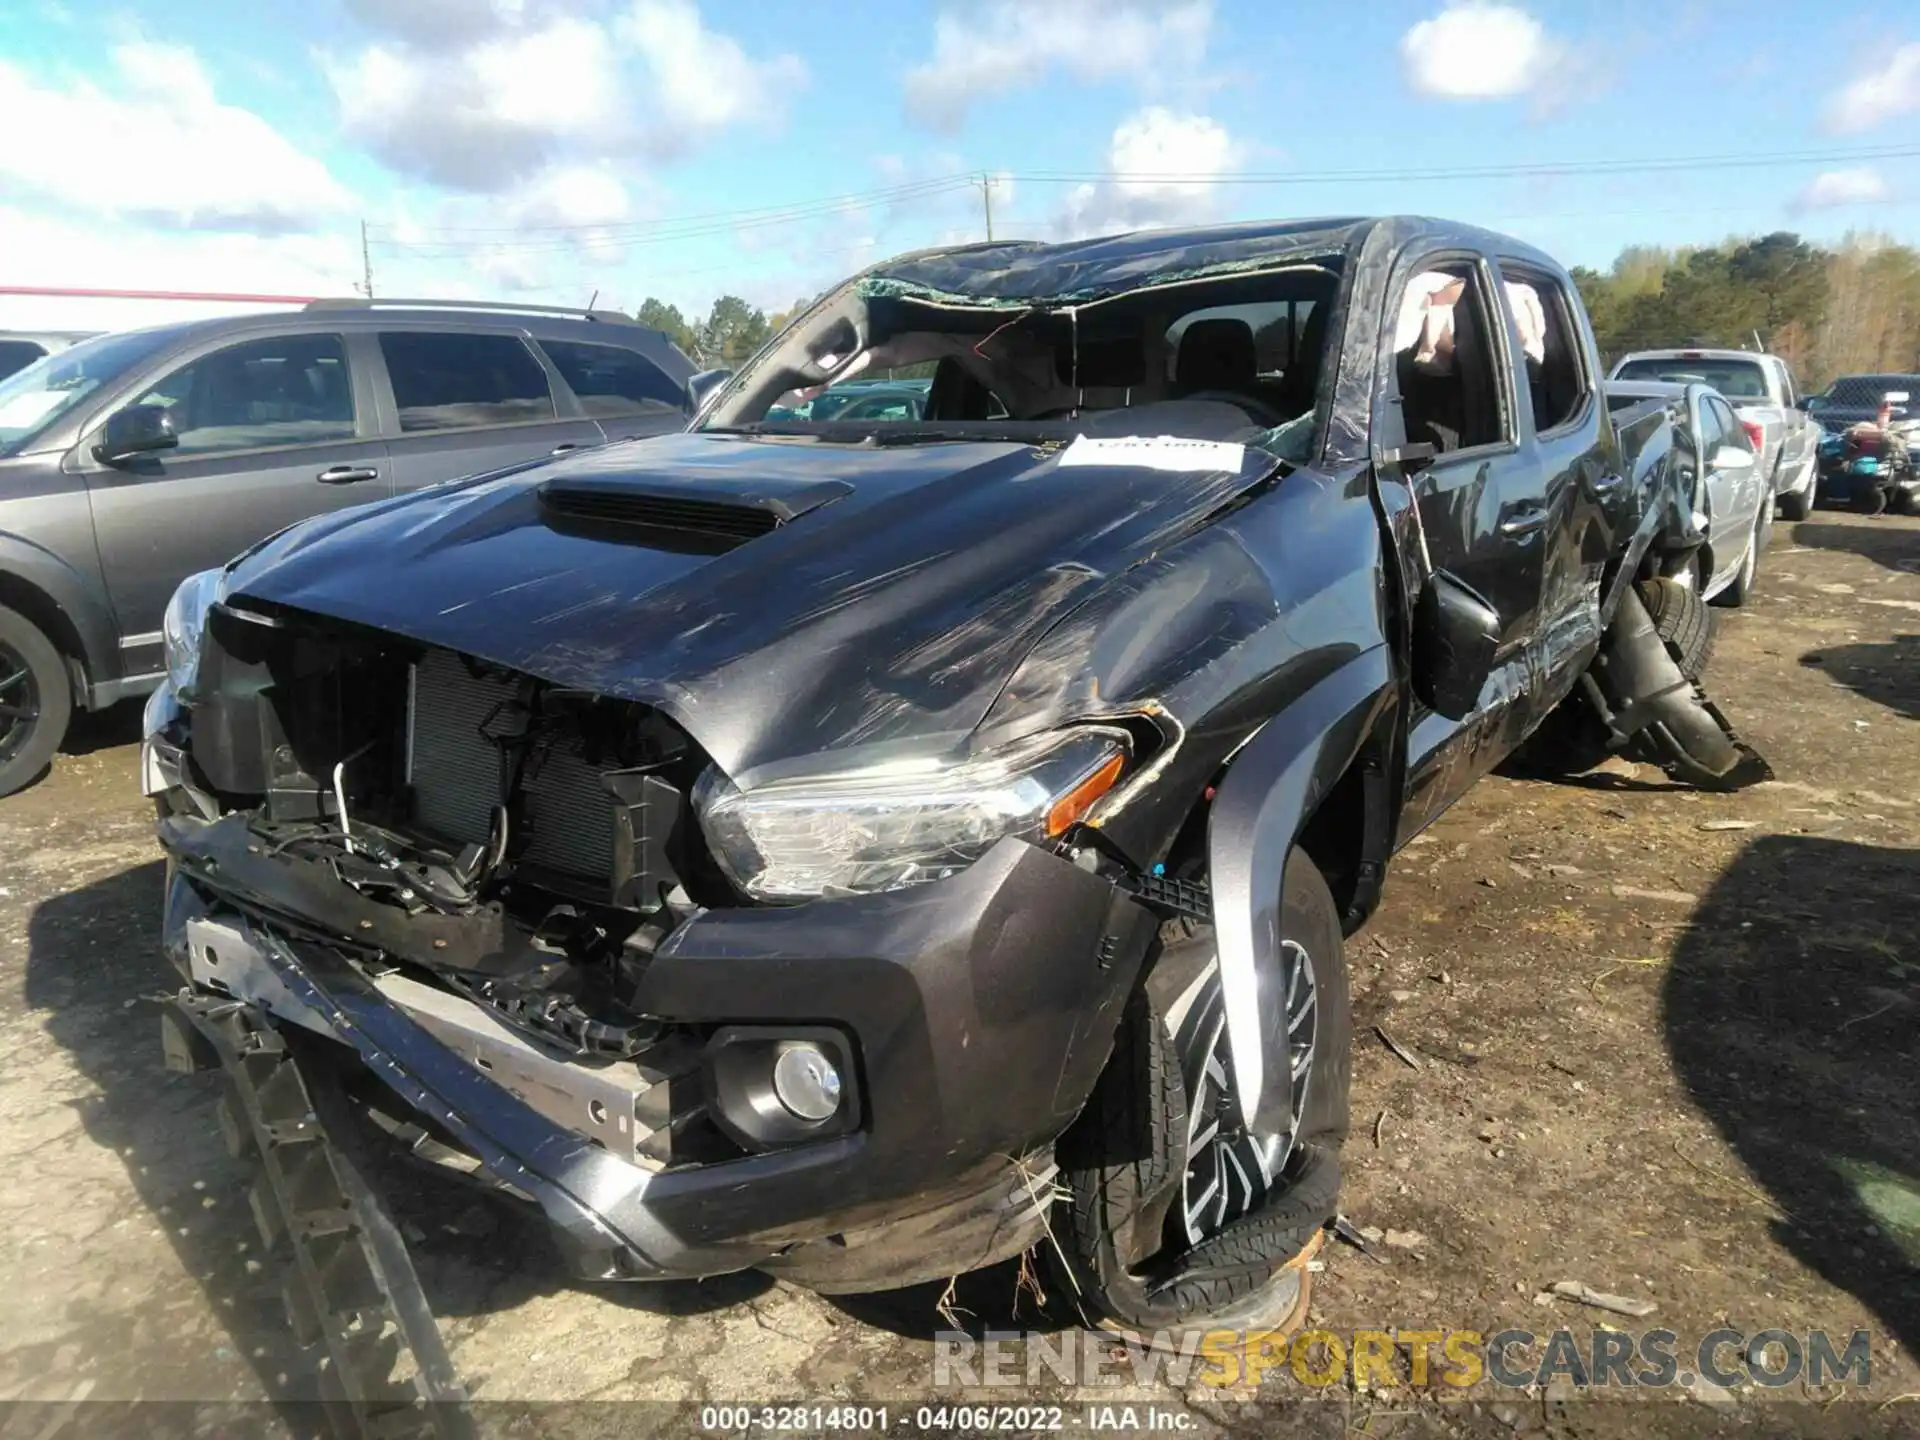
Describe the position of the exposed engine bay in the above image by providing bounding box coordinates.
[171,594,722,1068]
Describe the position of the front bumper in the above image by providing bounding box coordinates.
[158,824,1158,1285]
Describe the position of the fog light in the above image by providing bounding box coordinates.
[772,1042,842,1121]
[703,1025,860,1150]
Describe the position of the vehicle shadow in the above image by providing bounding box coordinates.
[1662,835,1920,1356]
[61,697,147,756]
[1788,519,1920,576]
[23,861,767,1414]
[1800,637,1920,720]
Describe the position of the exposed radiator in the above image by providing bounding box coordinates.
[407,651,616,884]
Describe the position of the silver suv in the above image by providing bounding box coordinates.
[0,299,695,795]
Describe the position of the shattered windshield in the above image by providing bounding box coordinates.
[700,255,1346,461]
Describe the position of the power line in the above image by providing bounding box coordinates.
[364,143,1920,257]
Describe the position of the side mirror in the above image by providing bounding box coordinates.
[94,404,178,465]
[1411,570,1500,722]
[1710,444,1755,471]
[687,369,733,412]
[1792,396,1810,411]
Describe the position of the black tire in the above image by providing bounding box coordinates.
[0,604,72,798]
[1892,488,1920,517]
[1052,848,1349,1334]
[1778,476,1813,522]
[1639,576,1715,679]
[1507,575,1715,778]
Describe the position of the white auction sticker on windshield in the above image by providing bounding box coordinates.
[1057,435,1247,472]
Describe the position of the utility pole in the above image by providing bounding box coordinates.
[978,174,994,242]
[360,220,375,299]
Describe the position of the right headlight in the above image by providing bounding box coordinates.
[693,728,1131,901]
[161,567,226,697]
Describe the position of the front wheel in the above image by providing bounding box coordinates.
[1778,467,1814,522]
[1052,848,1349,1336]
[0,605,73,799]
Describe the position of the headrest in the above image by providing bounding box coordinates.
[1175,318,1257,393]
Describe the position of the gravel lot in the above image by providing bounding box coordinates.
[1,511,1916,1438]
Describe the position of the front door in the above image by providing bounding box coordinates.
[1387,256,1549,834]
[372,329,604,492]
[80,330,389,676]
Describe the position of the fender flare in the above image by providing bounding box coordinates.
[0,532,119,694]
[1205,643,1395,1133]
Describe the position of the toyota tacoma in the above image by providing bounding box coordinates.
[143,217,1769,1429]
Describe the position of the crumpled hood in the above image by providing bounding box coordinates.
[226,430,1277,778]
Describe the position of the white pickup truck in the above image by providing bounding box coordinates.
[1610,348,1820,520]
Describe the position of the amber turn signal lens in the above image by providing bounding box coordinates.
[1045,751,1127,837]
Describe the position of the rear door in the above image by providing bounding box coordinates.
[79,328,388,671]
[371,328,604,492]
[1491,262,1611,719]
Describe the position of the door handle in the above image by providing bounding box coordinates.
[551,442,579,456]
[316,465,380,485]
[1499,505,1550,536]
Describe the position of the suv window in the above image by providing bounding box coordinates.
[1393,263,1507,455]
[379,332,554,433]
[540,339,683,420]
[132,334,356,456]
[1500,271,1588,434]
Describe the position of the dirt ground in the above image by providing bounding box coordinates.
[1,511,1916,1438]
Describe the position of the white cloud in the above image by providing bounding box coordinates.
[904,0,1211,133]
[1056,107,1240,239]
[327,0,804,192]
[1400,3,1562,100]
[617,0,807,156]
[0,207,359,331]
[1824,42,1920,134]
[0,44,352,232]
[1791,167,1891,213]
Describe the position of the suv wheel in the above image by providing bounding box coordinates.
[0,606,72,798]
[1052,848,1349,1338]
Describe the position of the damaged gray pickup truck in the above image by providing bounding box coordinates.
[142,216,1769,1428]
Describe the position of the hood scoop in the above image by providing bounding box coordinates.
[537,473,854,550]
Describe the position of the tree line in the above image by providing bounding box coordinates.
[1572,231,1920,391]
[635,294,812,370]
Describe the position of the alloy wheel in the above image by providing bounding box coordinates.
[0,641,40,767]
[1168,942,1318,1246]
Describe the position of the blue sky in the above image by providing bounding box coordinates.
[1,0,1917,329]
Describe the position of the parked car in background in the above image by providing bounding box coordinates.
[1606,379,1769,605]
[1806,372,1920,431]
[1610,348,1819,521]
[0,299,695,795]
[1814,384,1920,514]
[0,330,98,381]
[766,376,932,421]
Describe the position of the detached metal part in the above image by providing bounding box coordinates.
[1582,587,1773,791]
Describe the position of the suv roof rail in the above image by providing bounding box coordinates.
[302,297,640,325]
